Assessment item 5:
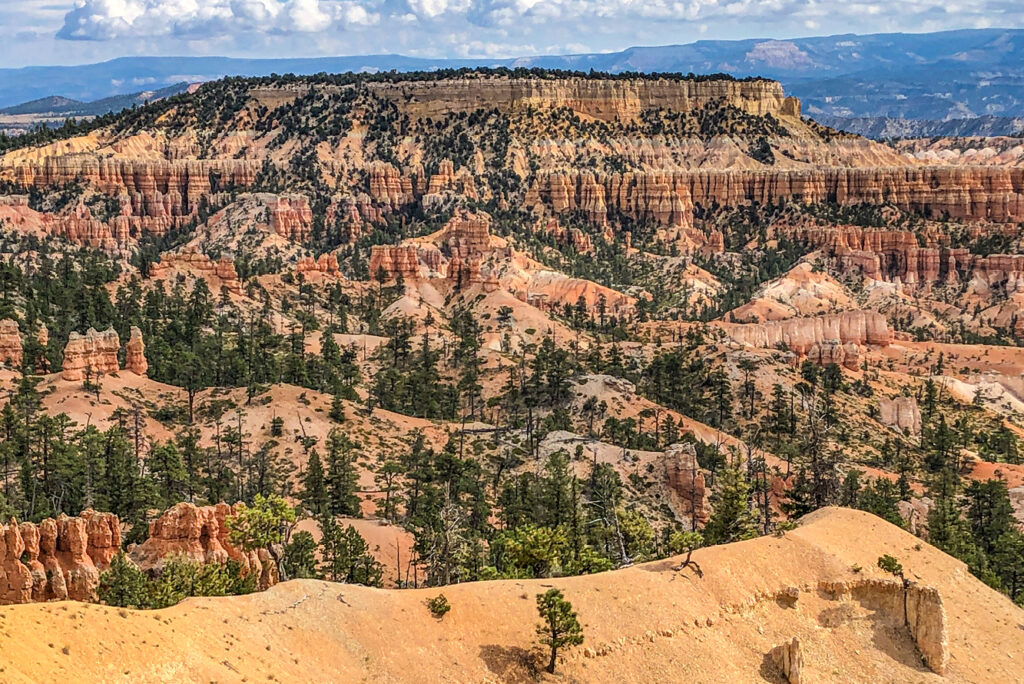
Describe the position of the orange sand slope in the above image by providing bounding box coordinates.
[0,508,1020,683]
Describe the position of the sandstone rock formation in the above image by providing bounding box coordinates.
[0,510,120,604]
[721,311,893,363]
[130,502,279,591]
[806,340,862,371]
[0,158,258,247]
[819,578,948,675]
[879,396,923,435]
[769,637,803,684]
[269,195,314,242]
[148,249,242,295]
[296,253,341,276]
[790,223,1024,292]
[369,244,422,283]
[61,327,120,381]
[663,443,710,525]
[124,326,148,376]
[0,319,22,368]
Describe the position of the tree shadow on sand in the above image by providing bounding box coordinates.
[478,644,542,683]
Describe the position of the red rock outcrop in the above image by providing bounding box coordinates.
[369,244,422,283]
[0,319,23,368]
[149,249,242,295]
[269,195,314,242]
[296,253,341,276]
[61,327,120,381]
[789,223,1024,291]
[663,443,710,525]
[124,326,148,376]
[2,158,258,246]
[130,502,278,591]
[721,311,892,360]
[1,510,120,604]
[367,162,415,208]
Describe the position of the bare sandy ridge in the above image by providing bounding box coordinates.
[0,508,1020,683]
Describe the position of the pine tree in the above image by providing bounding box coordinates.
[301,450,329,517]
[535,588,584,674]
[326,430,361,516]
[148,442,187,508]
[704,457,757,545]
[98,551,151,609]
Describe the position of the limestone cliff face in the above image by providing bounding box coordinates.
[0,510,120,604]
[61,328,120,381]
[130,502,279,591]
[368,76,795,121]
[721,310,892,357]
[526,166,1024,229]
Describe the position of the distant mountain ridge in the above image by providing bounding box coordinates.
[0,83,191,118]
[1,28,1023,124]
[818,115,1024,140]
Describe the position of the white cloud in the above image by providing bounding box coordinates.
[29,0,1024,66]
[58,0,346,39]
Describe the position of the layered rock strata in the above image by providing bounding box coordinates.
[525,166,1024,230]
[721,311,892,365]
[368,76,798,121]
[792,224,1024,289]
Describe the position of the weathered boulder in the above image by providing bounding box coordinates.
[769,637,803,684]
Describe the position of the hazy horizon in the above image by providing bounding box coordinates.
[2,1,1022,69]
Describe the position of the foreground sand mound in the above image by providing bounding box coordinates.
[0,508,1020,683]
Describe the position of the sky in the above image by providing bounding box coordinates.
[0,0,1021,68]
